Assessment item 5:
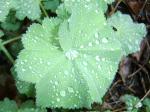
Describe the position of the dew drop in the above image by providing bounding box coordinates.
[22,68,26,72]
[57,98,60,102]
[47,62,50,65]
[95,40,99,45]
[65,49,79,60]
[102,38,108,43]
[83,61,88,66]
[95,32,99,38]
[95,56,100,61]
[88,42,92,47]
[80,45,84,49]
[60,90,66,97]
[68,87,74,93]
[64,70,69,75]
[54,81,58,85]
[102,58,106,61]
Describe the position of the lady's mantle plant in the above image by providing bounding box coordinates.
[15,0,146,109]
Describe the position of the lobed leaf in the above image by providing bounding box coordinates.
[0,98,47,112]
[0,0,17,22]
[15,0,147,109]
[43,0,60,12]
[121,95,142,112]
[15,0,41,20]
[107,11,147,55]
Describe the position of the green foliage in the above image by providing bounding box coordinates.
[0,0,17,22]
[121,95,142,112]
[0,98,47,112]
[107,12,146,54]
[15,0,41,20]
[0,0,61,22]
[0,98,18,112]
[11,67,35,97]
[143,98,150,112]
[1,11,21,31]
[0,30,4,37]
[0,0,40,21]
[43,0,60,12]
[15,0,146,109]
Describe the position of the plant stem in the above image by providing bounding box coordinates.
[3,36,21,45]
[40,1,49,17]
[1,45,15,64]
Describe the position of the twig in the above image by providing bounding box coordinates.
[109,0,123,16]
[135,89,150,107]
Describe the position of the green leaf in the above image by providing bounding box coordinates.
[1,11,21,31]
[15,0,146,109]
[107,11,146,55]
[104,0,114,4]
[0,98,47,112]
[56,4,70,20]
[21,18,61,51]
[143,98,150,112]
[11,67,35,97]
[43,0,60,12]
[0,30,4,37]
[15,0,41,20]
[0,0,17,22]
[0,98,17,112]
[121,95,142,112]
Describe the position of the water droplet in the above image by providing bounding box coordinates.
[47,62,50,65]
[95,56,100,61]
[102,58,106,61]
[68,87,74,93]
[57,98,60,102]
[95,9,98,13]
[95,32,99,38]
[74,104,77,107]
[22,68,26,72]
[29,66,32,69]
[64,70,69,75]
[20,61,24,65]
[88,42,92,47]
[28,10,31,14]
[54,81,58,85]
[65,49,79,60]
[95,40,99,45]
[80,45,84,49]
[98,65,101,69]
[60,90,66,97]
[103,22,107,26]
[83,54,87,58]
[83,61,88,66]
[102,38,108,43]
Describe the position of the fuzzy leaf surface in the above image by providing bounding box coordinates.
[15,0,146,109]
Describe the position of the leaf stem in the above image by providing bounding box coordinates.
[1,45,15,64]
[3,36,21,45]
[0,36,21,64]
[40,1,49,17]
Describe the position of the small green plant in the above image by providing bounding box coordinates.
[143,98,150,112]
[0,0,60,22]
[121,95,150,112]
[121,95,142,112]
[15,0,146,109]
[0,98,46,112]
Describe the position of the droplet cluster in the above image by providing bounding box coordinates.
[15,0,146,109]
